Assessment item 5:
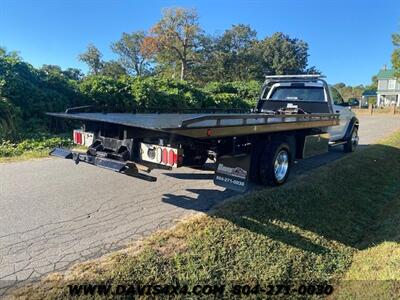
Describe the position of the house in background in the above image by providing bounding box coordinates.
[377,67,400,107]
[361,90,376,107]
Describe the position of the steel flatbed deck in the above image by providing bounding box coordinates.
[47,112,339,139]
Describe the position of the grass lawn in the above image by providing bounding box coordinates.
[0,149,52,163]
[0,136,86,163]
[0,146,87,163]
[13,131,400,299]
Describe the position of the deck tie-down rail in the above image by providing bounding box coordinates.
[180,113,339,128]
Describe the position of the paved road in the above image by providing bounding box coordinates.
[0,115,399,292]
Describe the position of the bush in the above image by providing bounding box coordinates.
[0,134,72,157]
[0,97,20,139]
[0,55,84,135]
[130,77,212,110]
[79,75,135,112]
[203,80,261,109]
[1,51,263,142]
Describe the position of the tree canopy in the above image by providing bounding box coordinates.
[392,31,400,78]
[78,44,104,75]
[111,31,150,76]
[76,7,316,83]
[145,8,203,80]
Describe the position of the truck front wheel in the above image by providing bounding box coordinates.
[259,141,291,186]
[343,127,359,153]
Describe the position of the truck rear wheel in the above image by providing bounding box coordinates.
[259,141,291,186]
[343,127,358,153]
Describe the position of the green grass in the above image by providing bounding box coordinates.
[13,131,400,299]
[0,149,53,162]
[0,134,75,163]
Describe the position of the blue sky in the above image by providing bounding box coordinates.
[1,0,399,85]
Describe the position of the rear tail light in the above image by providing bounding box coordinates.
[73,130,95,146]
[73,130,83,145]
[162,148,168,165]
[169,149,176,166]
[140,143,182,167]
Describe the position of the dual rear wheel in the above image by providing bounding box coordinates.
[258,141,291,186]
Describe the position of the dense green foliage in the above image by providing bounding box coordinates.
[78,76,260,112]
[0,97,20,138]
[0,134,72,157]
[0,53,83,137]
[0,50,261,141]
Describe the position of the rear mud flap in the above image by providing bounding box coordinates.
[214,154,250,192]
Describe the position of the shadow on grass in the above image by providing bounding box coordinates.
[162,143,400,253]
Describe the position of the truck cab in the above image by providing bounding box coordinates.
[258,76,359,152]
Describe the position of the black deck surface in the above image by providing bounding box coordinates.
[47,112,244,130]
[48,113,220,129]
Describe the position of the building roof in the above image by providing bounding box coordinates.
[362,90,376,96]
[377,69,395,79]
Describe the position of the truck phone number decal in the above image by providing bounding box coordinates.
[215,175,245,187]
[214,163,248,192]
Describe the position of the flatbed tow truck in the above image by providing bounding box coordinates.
[49,75,359,192]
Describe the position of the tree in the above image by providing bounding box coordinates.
[392,32,400,78]
[78,44,104,75]
[111,31,150,76]
[41,64,62,75]
[366,75,378,91]
[0,46,20,59]
[206,24,260,81]
[145,7,203,80]
[333,83,365,101]
[62,68,84,81]
[260,32,310,75]
[101,61,127,79]
[0,47,6,57]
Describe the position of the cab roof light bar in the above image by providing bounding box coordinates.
[264,74,325,79]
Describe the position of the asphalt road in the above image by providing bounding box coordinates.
[0,115,399,292]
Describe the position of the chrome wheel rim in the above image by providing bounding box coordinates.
[274,150,289,181]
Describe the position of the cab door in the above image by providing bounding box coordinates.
[328,87,352,141]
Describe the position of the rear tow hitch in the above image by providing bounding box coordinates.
[50,147,157,182]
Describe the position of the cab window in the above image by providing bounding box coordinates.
[268,86,325,102]
[330,87,345,106]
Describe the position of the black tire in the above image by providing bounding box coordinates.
[344,126,358,153]
[259,141,291,186]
